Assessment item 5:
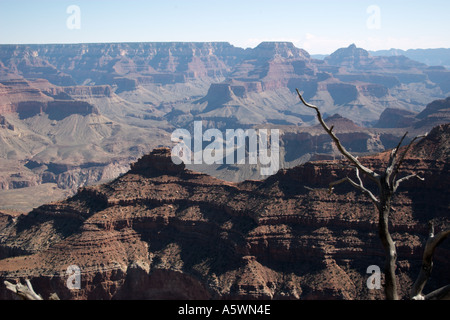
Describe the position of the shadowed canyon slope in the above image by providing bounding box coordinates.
[0,123,448,300]
[1,42,450,211]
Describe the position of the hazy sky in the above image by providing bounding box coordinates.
[0,0,449,54]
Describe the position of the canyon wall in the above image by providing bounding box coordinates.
[0,124,448,300]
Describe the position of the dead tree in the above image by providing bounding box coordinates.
[410,222,450,300]
[296,89,450,300]
[4,279,59,300]
[4,279,43,300]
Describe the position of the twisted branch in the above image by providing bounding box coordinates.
[390,133,427,186]
[296,89,380,186]
[411,222,450,300]
[3,279,60,300]
[393,173,424,192]
[329,168,380,207]
[4,279,43,300]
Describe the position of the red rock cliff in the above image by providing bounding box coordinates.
[0,124,448,300]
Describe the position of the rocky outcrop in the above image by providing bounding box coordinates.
[373,96,450,130]
[325,44,426,72]
[46,100,100,120]
[358,83,388,98]
[325,44,373,71]
[0,115,14,130]
[281,114,383,162]
[129,147,185,177]
[0,161,130,193]
[0,79,52,114]
[251,42,310,61]
[327,83,358,105]
[334,73,400,89]
[0,125,448,300]
[0,79,100,119]
[415,96,450,128]
[425,69,450,92]
[375,108,418,128]
[197,83,238,112]
[14,100,99,120]
[43,84,112,98]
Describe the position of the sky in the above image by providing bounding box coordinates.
[0,0,449,54]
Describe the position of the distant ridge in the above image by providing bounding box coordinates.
[369,48,450,68]
[313,47,450,68]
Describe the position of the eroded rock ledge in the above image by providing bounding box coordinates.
[0,125,449,300]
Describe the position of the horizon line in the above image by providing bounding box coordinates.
[1,41,449,56]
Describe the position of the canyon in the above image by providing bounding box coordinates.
[0,42,450,228]
[0,41,449,215]
[0,123,448,300]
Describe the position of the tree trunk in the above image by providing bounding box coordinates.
[378,178,399,300]
[295,89,450,300]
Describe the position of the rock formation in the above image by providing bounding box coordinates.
[375,108,418,128]
[1,41,450,212]
[0,124,448,300]
[374,96,450,130]
[2,42,449,126]
[0,77,168,208]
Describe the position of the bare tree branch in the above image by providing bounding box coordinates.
[296,89,380,185]
[4,279,43,300]
[410,222,450,300]
[389,132,408,165]
[4,279,61,300]
[424,284,450,300]
[386,132,408,180]
[329,177,356,193]
[393,173,425,192]
[329,169,380,207]
[391,133,427,184]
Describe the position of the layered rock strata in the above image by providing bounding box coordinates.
[0,124,449,300]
